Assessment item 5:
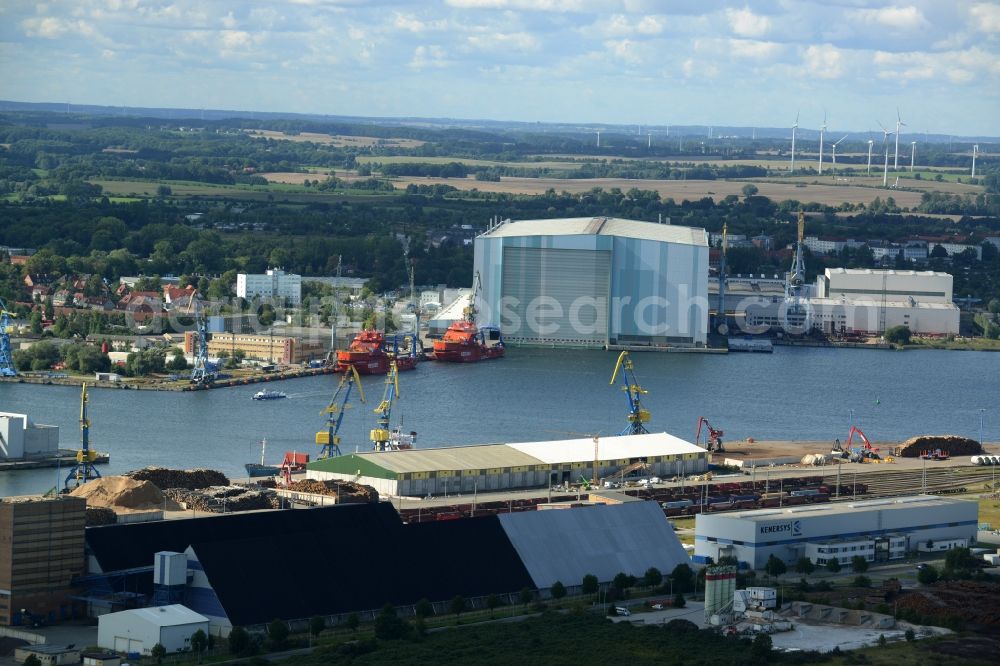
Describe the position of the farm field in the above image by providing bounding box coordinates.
[778,174,983,195]
[388,174,929,207]
[356,154,589,169]
[87,178,396,203]
[244,129,425,148]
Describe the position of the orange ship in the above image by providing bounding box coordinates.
[334,329,417,375]
[432,273,504,362]
[432,320,504,362]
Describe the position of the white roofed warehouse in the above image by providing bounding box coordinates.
[306,432,709,497]
[97,604,209,656]
[473,217,709,347]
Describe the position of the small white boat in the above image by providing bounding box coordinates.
[252,389,287,401]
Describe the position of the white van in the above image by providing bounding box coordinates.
[615,606,630,616]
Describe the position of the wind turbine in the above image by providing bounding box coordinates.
[596,130,601,148]
[878,122,894,187]
[789,111,799,173]
[831,135,848,174]
[972,144,979,177]
[867,137,874,176]
[817,111,827,175]
[910,141,916,172]
[894,108,905,170]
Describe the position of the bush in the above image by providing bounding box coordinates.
[884,325,912,345]
[415,598,434,618]
[643,567,663,588]
[826,558,842,573]
[374,604,410,640]
[23,655,42,666]
[266,621,287,650]
[190,629,208,654]
[612,572,630,591]
[450,595,466,618]
[795,557,815,574]
[853,575,872,588]
[227,626,251,656]
[582,574,599,595]
[851,556,869,573]
[673,593,686,608]
[345,612,360,633]
[917,565,939,585]
[765,554,787,577]
[751,632,772,659]
[519,587,535,607]
[551,581,567,600]
[486,594,501,617]
[151,643,166,664]
[309,615,325,637]
[905,628,915,642]
[671,563,695,593]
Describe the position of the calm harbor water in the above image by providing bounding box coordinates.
[1,347,997,496]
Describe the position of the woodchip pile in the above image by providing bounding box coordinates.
[126,467,230,489]
[69,475,181,511]
[895,435,982,457]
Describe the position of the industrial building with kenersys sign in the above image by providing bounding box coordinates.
[693,495,978,569]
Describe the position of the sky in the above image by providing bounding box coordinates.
[1,1,999,137]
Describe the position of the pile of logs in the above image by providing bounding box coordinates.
[85,506,118,526]
[164,485,278,513]
[285,479,379,503]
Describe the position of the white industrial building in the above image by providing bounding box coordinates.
[0,412,59,459]
[473,217,709,347]
[97,605,209,655]
[307,432,710,497]
[236,268,302,305]
[817,268,953,303]
[737,268,960,336]
[694,495,978,569]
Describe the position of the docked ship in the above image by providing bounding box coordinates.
[252,389,287,400]
[432,273,504,363]
[245,439,309,477]
[334,329,418,375]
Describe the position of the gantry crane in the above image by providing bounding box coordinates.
[316,364,365,458]
[695,417,725,452]
[783,211,811,333]
[65,383,101,489]
[0,297,16,377]
[609,351,650,435]
[716,223,729,335]
[371,361,412,451]
[186,291,218,385]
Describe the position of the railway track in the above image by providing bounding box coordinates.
[821,466,998,499]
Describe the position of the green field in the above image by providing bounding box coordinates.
[87,178,400,202]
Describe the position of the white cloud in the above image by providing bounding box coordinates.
[729,39,781,60]
[873,46,1000,84]
[852,5,928,31]
[682,58,718,79]
[221,12,237,30]
[595,13,665,37]
[604,38,642,64]
[409,45,449,69]
[725,6,770,38]
[393,13,448,33]
[466,31,540,52]
[446,0,586,10]
[804,44,844,79]
[970,3,1000,33]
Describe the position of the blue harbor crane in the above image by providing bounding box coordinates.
[65,383,102,489]
[187,292,219,385]
[609,351,650,435]
[371,361,408,451]
[315,365,365,458]
[0,297,17,377]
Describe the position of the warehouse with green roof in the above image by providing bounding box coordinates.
[306,432,708,497]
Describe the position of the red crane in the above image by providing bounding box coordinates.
[695,417,725,452]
